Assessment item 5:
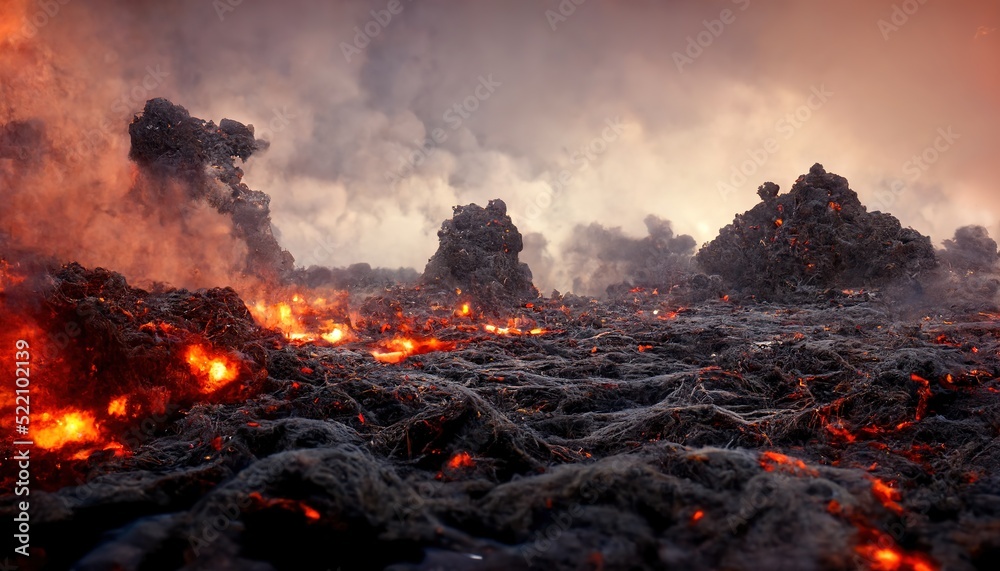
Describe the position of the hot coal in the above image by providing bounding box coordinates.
[422,198,538,311]
[696,163,937,298]
[128,98,295,282]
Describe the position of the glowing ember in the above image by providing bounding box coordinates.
[248,492,321,522]
[371,337,456,364]
[248,294,351,345]
[483,324,546,336]
[35,410,102,450]
[186,345,238,392]
[107,396,129,417]
[759,451,818,476]
[690,509,705,524]
[909,373,932,422]
[870,478,904,514]
[446,451,476,470]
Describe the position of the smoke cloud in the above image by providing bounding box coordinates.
[2,0,998,294]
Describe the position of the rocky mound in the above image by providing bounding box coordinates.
[422,199,538,310]
[696,164,937,297]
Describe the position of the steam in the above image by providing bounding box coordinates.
[2,0,998,294]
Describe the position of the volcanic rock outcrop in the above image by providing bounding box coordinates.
[696,163,936,297]
[422,198,538,309]
[128,98,295,282]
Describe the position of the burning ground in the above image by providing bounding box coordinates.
[1,101,999,571]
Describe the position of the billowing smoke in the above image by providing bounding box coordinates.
[2,0,999,295]
[553,214,696,297]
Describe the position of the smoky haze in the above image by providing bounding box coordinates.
[1,0,998,294]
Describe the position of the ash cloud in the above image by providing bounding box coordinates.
[2,0,999,295]
[553,215,696,297]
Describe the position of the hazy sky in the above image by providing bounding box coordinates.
[2,0,998,292]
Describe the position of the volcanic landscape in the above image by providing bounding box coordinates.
[0,96,998,571]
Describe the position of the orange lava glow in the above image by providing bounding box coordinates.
[249,293,351,345]
[870,478,904,515]
[371,337,456,364]
[483,324,545,336]
[759,451,818,476]
[35,410,102,450]
[855,538,937,571]
[107,396,128,417]
[909,373,932,422]
[248,492,321,522]
[185,345,238,392]
[446,451,476,470]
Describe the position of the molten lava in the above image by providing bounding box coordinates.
[34,410,102,450]
[185,345,238,393]
[249,293,351,345]
[371,337,456,364]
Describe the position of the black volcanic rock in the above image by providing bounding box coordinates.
[696,163,937,296]
[128,98,294,282]
[422,199,538,308]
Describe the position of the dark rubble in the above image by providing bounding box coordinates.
[1,266,999,570]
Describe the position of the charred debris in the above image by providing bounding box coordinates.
[0,100,999,570]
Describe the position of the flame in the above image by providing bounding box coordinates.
[107,396,128,417]
[371,337,456,364]
[185,345,238,392]
[483,324,546,336]
[248,293,351,345]
[35,410,102,450]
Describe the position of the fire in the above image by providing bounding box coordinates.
[483,324,545,336]
[0,259,26,293]
[248,293,351,345]
[185,345,238,392]
[371,337,456,364]
[855,538,937,571]
[35,410,102,450]
[828,201,842,212]
[107,396,129,417]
